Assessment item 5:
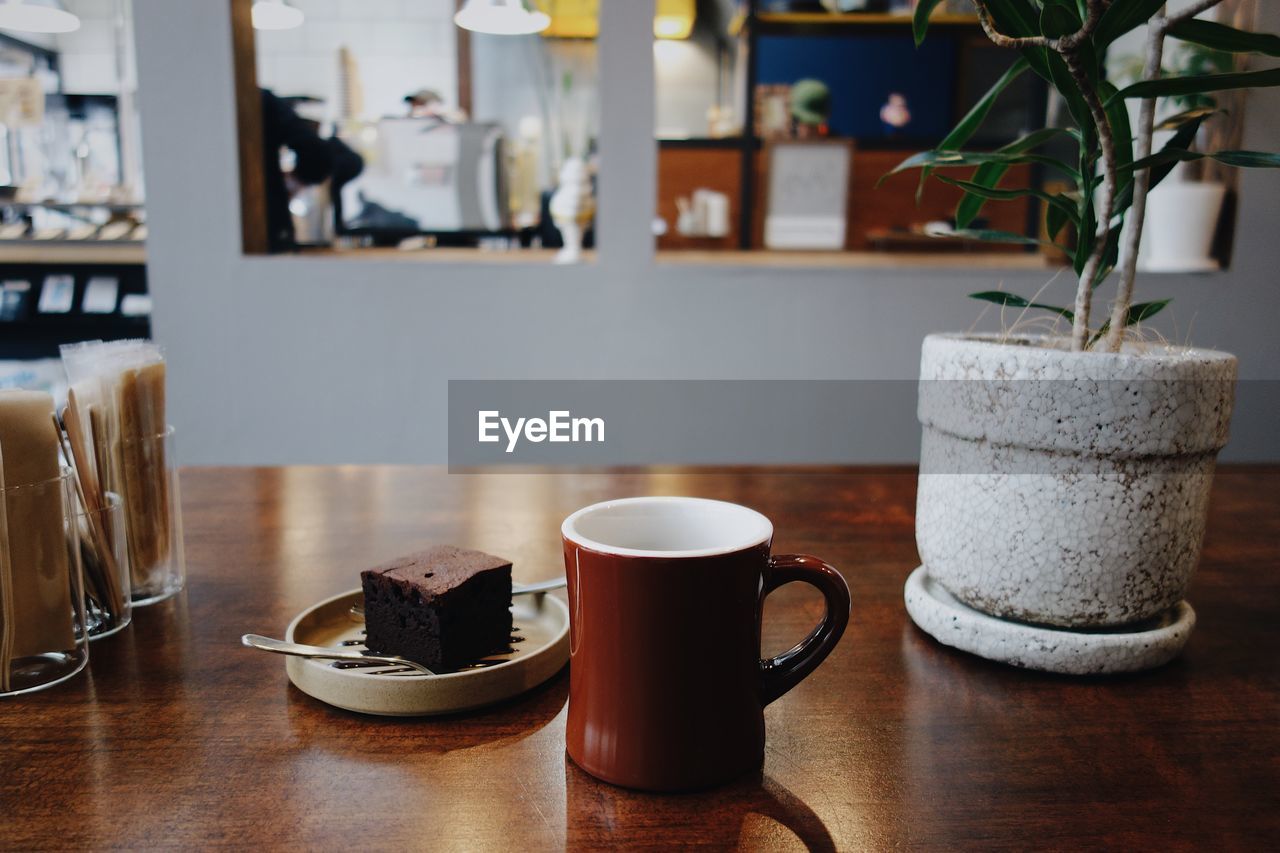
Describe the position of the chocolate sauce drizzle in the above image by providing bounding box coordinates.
[331,632,527,675]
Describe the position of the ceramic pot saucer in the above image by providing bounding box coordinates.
[904,566,1195,675]
[284,588,569,716]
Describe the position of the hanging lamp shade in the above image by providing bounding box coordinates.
[252,0,304,31]
[654,0,694,39]
[454,0,550,36]
[0,0,80,34]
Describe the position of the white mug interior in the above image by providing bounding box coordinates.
[562,496,773,558]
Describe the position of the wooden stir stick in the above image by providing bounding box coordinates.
[0,445,13,693]
[53,413,123,622]
[66,392,116,591]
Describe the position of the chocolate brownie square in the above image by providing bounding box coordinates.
[360,546,513,668]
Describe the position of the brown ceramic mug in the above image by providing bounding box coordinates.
[561,496,851,791]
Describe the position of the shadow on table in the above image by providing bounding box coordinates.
[564,761,837,850]
[282,663,570,754]
[86,590,195,697]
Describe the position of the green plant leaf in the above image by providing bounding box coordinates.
[968,0,1055,83]
[1046,199,1070,241]
[919,59,1031,206]
[1089,300,1172,348]
[1114,109,1210,212]
[1154,106,1221,131]
[954,163,1009,229]
[950,127,1077,227]
[885,149,1080,180]
[1042,0,1103,85]
[1040,0,1081,39]
[1009,126,1083,147]
[938,175,1079,224]
[1100,222,1123,285]
[1100,80,1133,207]
[1100,81,1131,251]
[982,0,1041,37]
[1211,150,1280,168]
[1019,44,1055,86]
[1073,123,1098,276]
[978,0,1061,84]
[970,291,1075,321]
[1098,81,1133,259]
[1112,67,1280,102]
[1074,199,1097,278]
[1152,114,1209,188]
[913,0,945,46]
[1126,148,1280,172]
[938,58,1030,151]
[1047,51,1096,137]
[1096,0,1168,48]
[1127,300,1171,324]
[1167,19,1280,56]
[945,228,1053,246]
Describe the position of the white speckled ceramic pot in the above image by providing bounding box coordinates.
[916,333,1236,628]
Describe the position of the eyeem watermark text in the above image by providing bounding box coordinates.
[478,410,605,453]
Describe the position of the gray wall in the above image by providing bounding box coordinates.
[132,0,1279,465]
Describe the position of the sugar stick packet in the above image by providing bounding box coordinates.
[0,391,74,675]
[61,340,169,587]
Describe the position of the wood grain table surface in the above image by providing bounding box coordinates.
[2,466,1277,851]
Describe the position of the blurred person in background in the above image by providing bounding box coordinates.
[261,88,364,253]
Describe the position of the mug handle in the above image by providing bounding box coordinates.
[758,555,851,706]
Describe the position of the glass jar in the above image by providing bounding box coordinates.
[1,468,89,696]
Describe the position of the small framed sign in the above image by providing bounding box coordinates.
[0,77,44,127]
[82,276,120,314]
[753,84,793,140]
[763,139,854,251]
[38,274,75,314]
[0,280,31,321]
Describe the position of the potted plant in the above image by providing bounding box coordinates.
[894,0,1279,672]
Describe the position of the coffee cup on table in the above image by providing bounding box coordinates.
[561,496,851,791]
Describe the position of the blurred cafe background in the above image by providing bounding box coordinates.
[0,0,1273,465]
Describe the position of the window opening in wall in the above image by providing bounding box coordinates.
[654,0,1247,273]
[236,0,616,264]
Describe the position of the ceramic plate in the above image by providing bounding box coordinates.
[284,588,569,716]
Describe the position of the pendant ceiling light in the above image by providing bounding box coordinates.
[252,0,304,31]
[654,0,695,40]
[454,0,550,36]
[0,0,80,34]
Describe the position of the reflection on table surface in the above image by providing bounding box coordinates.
[0,466,1275,849]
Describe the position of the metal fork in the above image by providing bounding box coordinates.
[241,634,435,675]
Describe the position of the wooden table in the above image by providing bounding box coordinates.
[2,466,1277,850]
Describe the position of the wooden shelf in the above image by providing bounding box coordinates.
[737,12,981,34]
[761,12,978,24]
[657,249,1056,270]
[291,246,595,264]
[657,136,752,149]
[0,242,146,265]
[2,200,144,214]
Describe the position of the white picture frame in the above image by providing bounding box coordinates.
[763,140,853,251]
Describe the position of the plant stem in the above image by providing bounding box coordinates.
[1106,13,1166,352]
[974,4,1051,49]
[973,1,1114,351]
[1105,0,1226,352]
[1064,47,1118,351]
